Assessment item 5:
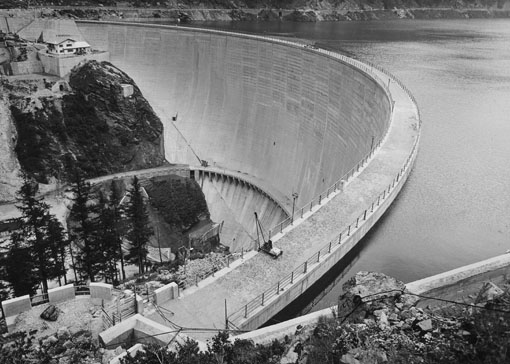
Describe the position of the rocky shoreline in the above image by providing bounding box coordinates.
[1,6,510,23]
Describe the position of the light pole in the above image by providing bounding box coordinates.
[291,192,299,225]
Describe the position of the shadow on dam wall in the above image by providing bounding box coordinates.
[76,21,391,249]
[196,171,288,252]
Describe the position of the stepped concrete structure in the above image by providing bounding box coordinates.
[73,21,420,336]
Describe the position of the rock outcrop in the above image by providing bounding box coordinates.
[286,271,510,364]
[5,60,166,187]
[0,93,22,201]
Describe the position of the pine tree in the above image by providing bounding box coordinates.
[126,176,153,275]
[14,172,60,294]
[46,217,68,286]
[3,232,39,297]
[94,195,120,283]
[110,180,127,281]
[70,171,101,282]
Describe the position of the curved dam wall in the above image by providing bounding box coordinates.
[77,22,392,209]
[194,168,288,251]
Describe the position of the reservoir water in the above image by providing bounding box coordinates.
[179,19,510,311]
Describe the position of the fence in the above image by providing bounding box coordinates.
[101,293,137,329]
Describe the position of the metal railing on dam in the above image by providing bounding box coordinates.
[228,129,420,328]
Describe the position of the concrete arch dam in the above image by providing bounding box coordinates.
[77,22,392,253]
[75,22,420,334]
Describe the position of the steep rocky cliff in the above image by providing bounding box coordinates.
[5,0,507,22]
[0,93,21,201]
[5,60,166,187]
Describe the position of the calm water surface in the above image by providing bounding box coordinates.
[184,19,510,310]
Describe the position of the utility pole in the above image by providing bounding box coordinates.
[157,225,162,263]
[224,299,228,330]
[291,192,299,225]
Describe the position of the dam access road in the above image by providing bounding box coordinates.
[73,22,420,338]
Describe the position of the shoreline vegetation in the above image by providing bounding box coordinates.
[1,1,510,22]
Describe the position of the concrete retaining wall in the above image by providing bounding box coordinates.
[2,294,31,318]
[90,282,114,301]
[77,22,391,207]
[39,50,110,77]
[406,253,510,294]
[48,284,75,304]
[153,282,178,305]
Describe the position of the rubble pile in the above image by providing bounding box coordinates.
[282,271,510,364]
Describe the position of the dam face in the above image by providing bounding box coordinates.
[77,23,391,214]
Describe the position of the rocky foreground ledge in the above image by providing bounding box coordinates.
[275,271,510,364]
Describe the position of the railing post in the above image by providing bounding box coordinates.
[304,261,308,273]
[241,247,244,259]
[277,282,280,294]
[383,190,386,199]
[244,304,248,318]
[310,201,313,211]
[338,232,342,244]
[356,217,359,228]
[328,241,332,253]
[291,271,294,284]
[319,195,322,205]
[363,210,367,220]
[301,208,304,219]
[317,251,320,262]
[377,196,381,206]
[348,225,351,236]
[280,223,283,233]
[261,293,265,306]
[371,202,374,212]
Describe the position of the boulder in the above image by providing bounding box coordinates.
[338,272,406,323]
[475,282,504,304]
[42,335,58,346]
[415,319,433,332]
[340,353,361,364]
[40,305,60,321]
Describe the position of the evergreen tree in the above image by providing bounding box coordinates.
[110,180,127,281]
[70,171,101,282]
[94,195,120,283]
[3,232,38,297]
[46,217,68,286]
[126,176,153,275]
[14,172,60,294]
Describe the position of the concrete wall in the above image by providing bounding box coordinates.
[90,282,114,301]
[48,284,75,304]
[39,50,110,77]
[1,294,31,318]
[196,170,288,252]
[153,282,178,305]
[77,22,391,207]
[406,253,510,295]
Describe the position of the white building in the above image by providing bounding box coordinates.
[38,29,91,56]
